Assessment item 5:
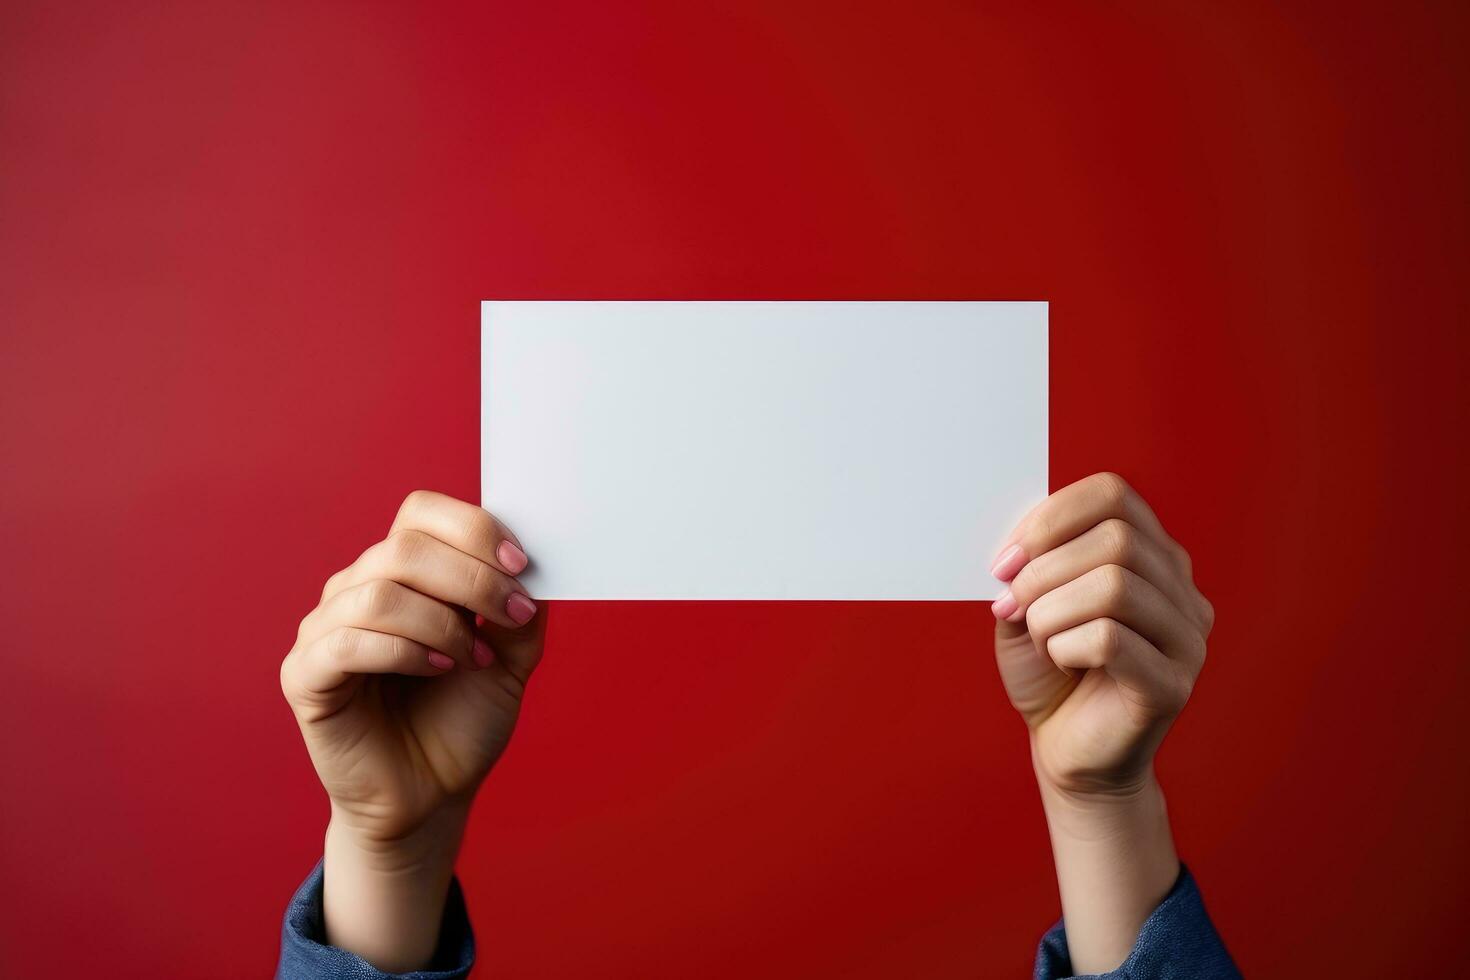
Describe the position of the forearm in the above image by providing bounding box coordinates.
[1038,763,1179,974]
[322,803,469,973]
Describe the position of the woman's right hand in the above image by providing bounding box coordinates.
[279,490,546,972]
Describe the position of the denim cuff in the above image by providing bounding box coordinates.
[1033,865,1241,979]
[276,860,475,980]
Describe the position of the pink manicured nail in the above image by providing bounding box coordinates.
[991,588,1018,621]
[990,544,1026,582]
[427,651,455,670]
[497,540,529,575]
[474,613,486,629]
[506,592,537,626]
[472,638,494,668]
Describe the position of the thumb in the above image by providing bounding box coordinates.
[475,602,547,689]
[993,606,1075,723]
[994,616,1030,646]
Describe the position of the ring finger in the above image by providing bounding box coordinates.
[1024,564,1206,673]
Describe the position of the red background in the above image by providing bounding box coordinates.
[2,3,1467,977]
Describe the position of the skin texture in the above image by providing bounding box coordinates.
[992,472,1214,973]
[280,490,546,972]
[281,474,1211,973]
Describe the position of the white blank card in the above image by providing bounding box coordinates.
[482,301,1047,600]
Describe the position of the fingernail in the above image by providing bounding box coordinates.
[990,544,1026,582]
[991,588,1018,621]
[427,651,455,670]
[474,613,486,628]
[472,638,494,668]
[497,540,529,575]
[506,592,537,626]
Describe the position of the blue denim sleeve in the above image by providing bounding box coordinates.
[1033,866,1241,979]
[276,861,475,980]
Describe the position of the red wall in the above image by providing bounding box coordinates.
[2,3,1466,977]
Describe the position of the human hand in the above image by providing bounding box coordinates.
[991,472,1213,800]
[990,472,1214,972]
[280,490,545,971]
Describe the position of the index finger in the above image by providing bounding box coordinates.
[991,472,1183,581]
[390,490,529,576]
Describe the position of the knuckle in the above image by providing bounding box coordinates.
[1026,511,1057,551]
[1190,632,1209,665]
[1023,601,1046,638]
[441,603,471,652]
[359,579,401,618]
[278,654,297,699]
[326,626,360,664]
[1010,561,1041,603]
[1168,667,1195,714]
[1091,617,1124,661]
[1095,563,1130,603]
[1099,518,1135,564]
[385,528,428,567]
[401,489,435,514]
[467,557,500,604]
[1198,595,1216,633]
[460,510,498,559]
[320,569,345,601]
[394,489,441,530]
[1092,471,1132,507]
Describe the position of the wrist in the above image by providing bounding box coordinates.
[1034,763,1168,843]
[1035,762,1180,974]
[326,799,470,875]
[322,802,470,973]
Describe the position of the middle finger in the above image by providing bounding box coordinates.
[325,529,537,630]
